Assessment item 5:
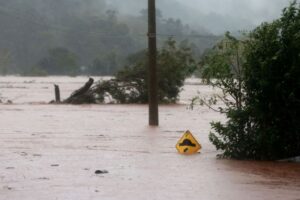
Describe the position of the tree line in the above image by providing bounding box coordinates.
[0,0,218,76]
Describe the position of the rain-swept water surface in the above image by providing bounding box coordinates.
[0,76,299,200]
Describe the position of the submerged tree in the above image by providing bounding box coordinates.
[240,1,300,159]
[93,39,196,103]
[193,32,249,158]
[195,31,245,112]
[202,1,300,160]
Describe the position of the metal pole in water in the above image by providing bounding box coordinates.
[148,0,159,126]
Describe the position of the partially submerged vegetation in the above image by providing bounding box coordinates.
[94,39,196,104]
[53,39,196,104]
[196,1,300,160]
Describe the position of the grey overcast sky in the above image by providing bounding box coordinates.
[175,0,289,23]
[107,0,292,34]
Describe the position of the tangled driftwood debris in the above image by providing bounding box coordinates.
[51,78,96,104]
[64,78,94,104]
[50,77,148,104]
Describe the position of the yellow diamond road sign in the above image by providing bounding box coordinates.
[176,130,202,155]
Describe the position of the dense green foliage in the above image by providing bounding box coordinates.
[195,31,245,112]
[207,2,300,160]
[242,2,300,159]
[0,0,217,76]
[94,39,196,103]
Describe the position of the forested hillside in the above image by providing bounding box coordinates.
[0,0,218,76]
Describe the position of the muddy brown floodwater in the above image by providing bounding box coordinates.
[0,76,299,200]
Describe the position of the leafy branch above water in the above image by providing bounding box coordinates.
[52,39,197,104]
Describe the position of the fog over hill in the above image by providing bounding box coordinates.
[107,0,290,34]
[0,0,291,75]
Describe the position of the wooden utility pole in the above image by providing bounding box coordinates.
[54,84,61,103]
[148,0,159,126]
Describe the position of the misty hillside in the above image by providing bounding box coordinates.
[0,0,220,76]
[107,0,288,34]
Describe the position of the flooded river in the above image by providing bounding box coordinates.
[0,76,299,200]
